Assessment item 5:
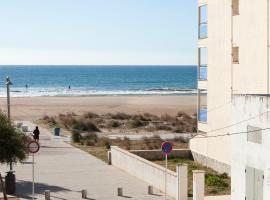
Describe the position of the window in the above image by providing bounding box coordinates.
[199,5,208,39]
[247,125,262,144]
[198,89,207,122]
[232,0,239,16]
[198,47,208,80]
[232,46,239,64]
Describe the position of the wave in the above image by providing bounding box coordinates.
[0,87,197,97]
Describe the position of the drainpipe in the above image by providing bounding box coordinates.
[267,0,269,95]
[267,0,270,114]
[231,1,234,100]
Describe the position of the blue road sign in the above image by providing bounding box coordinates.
[161,141,173,154]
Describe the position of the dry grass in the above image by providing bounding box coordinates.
[40,111,197,134]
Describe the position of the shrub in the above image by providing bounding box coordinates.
[84,112,99,119]
[0,112,30,164]
[155,124,172,131]
[206,173,229,191]
[107,120,121,128]
[128,119,145,128]
[111,112,131,120]
[98,137,111,149]
[176,112,192,120]
[82,133,98,146]
[143,113,159,121]
[42,115,57,126]
[161,114,177,122]
[123,137,131,150]
[71,130,81,143]
[143,135,163,150]
[72,119,100,132]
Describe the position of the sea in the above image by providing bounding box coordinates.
[0,65,197,97]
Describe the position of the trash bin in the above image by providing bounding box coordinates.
[54,128,60,136]
[5,171,15,195]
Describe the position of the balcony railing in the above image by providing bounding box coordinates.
[199,22,208,39]
[199,65,207,81]
[199,108,207,122]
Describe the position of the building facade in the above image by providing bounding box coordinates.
[231,95,270,200]
[191,0,270,175]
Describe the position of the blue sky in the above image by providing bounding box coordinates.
[0,0,197,65]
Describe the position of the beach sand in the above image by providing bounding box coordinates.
[0,95,197,121]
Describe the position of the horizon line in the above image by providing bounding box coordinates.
[0,64,197,67]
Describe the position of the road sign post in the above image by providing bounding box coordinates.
[28,141,40,200]
[161,141,173,200]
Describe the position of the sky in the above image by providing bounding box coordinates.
[0,0,197,65]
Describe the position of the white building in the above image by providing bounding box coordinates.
[191,0,270,177]
[231,95,270,200]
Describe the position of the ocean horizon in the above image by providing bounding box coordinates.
[0,65,197,97]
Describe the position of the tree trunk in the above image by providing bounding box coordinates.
[0,172,7,200]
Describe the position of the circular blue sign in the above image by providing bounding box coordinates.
[161,141,173,154]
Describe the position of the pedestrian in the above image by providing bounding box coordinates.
[33,126,40,142]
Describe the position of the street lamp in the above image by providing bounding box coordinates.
[5,76,13,124]
[5,76,15,195]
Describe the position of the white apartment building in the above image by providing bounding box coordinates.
[191,0,270,175]
[190,0,270,199]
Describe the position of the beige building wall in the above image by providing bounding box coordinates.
[191,0,270,173]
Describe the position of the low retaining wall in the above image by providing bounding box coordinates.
[192,151,231,175]
[110,146,178,198]
[130,149,192,161]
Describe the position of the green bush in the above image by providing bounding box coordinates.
[0,112,30,164]
[206,173,229,191]
[71,130,81,143]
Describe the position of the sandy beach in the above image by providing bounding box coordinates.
[0,95,197,121]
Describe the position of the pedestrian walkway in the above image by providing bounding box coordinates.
[1,122,169,200]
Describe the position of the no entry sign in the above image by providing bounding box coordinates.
[161,141,173,154]
[28,141,40,154]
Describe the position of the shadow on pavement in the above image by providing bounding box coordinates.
[16,179,72,199]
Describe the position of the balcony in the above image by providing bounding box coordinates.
[198,5,207,39]
[198,47,207,81]
[199,66,207,80]
[199,22,208,39]
[199,108,207,122]
[198,89,207,123]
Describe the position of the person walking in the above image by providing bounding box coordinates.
[33,126,40,142]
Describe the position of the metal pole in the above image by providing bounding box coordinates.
[7,83,10,123]
[164,154,167,200]
[32,154,35,200]
[6,77,13,172]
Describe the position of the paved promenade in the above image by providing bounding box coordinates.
[1,123,168,200]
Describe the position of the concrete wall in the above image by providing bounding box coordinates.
[231,95,270,200]
[130,149,192,161]
[110,146,177,198]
